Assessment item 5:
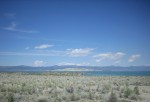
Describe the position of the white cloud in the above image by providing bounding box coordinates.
[93,52,125,63]
[67,48,94,57]
[5,22,17,30]
[58,62,90,66]
[34,60,45,67]
[128,54,141,62]
[35,44,53,49]
[3,22,38,33]
[58,62,77,66]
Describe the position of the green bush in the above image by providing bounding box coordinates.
[119,99,132,102]
[124,87,132,98]
[107,90,118,102]
[66,86,74,93]
[89,91,94,100]
[7,93,14,102]
[134,86,139,95]
[71,92,80,101]
[37,96,48,102]
[129,93,138,100]
[71,93,76,101]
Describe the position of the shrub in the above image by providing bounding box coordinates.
[66,86,74,93]
[119,99,132,102]
[107,90,118,102]
[70,93,80,101]
[7,93,14,102]
[124,87,132,98]
[22,82,26,87]
[129,93,138,100]
[133,86,139,95]
[101,84,111,94]
[89,91,94,100]
[37,96,48,102]
[71,93,76,101]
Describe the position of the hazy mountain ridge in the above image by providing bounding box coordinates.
[0,65,150,72]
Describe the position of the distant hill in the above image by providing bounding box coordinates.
[0,65,150,72]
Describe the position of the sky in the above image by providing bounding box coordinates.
[0,0,150,66]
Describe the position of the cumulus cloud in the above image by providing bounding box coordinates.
[58,62,90,66]
[67,48,94,57]
[3,22,38,33]
[128,54,141,62]
[35,44,53,49]
[93,52,125,63]
[58,62,77,66]
[34,60,45,67]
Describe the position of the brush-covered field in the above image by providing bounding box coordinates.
[0,72,150,102]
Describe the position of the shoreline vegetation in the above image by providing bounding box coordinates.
[0,72,150,102]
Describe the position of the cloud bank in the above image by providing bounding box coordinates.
[34,60,45,67]
[58,62,90,66]
[67,48,94,57]
[35,44,53,49]
[3,22,37,33]
[129,54,141,62]
[93,52,125,63]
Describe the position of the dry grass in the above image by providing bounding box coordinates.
[0,72,150,102]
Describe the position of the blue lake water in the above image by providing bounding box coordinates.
[82,71,150,76]
[2,71,150,76]
[27,71,150,76]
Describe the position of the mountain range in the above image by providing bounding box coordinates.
[0,65,150,72]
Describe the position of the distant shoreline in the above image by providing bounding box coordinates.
[1,71,150,76]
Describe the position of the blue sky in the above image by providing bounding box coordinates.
[0,0,150,66]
